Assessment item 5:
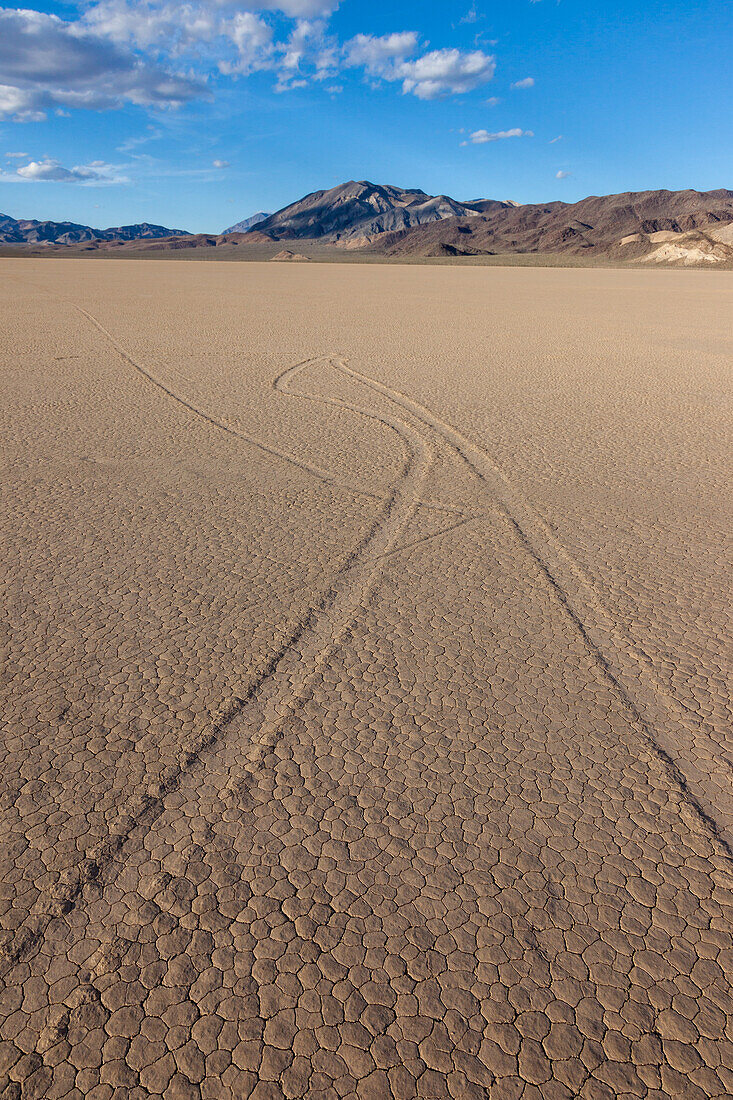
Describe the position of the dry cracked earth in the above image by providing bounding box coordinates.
[0,260,732,1100]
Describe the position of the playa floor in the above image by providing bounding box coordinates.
[1,260,732,1099]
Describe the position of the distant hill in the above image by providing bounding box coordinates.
[376,188,733,259]
[223,211,271,234]
[0,214,189,246]
[243,181,513,244]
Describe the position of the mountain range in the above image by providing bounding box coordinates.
[376,187,733,259]
[0,214,187,245]
[236,180,733,264]
[3,181,733,265]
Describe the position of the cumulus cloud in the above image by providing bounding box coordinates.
[344,32,419,71]
[462,127,533,145]
[0,2,500,119]
[12,158,127,183]
[83,1,330,96]
[0,8,204,120]
[218,11,275,75]
[212,158,229,168]
[272,18,331,86]
[344,34,495,99]
[262,0,339,15]
[0,84,47,122]
[81,0,330,75]
[511,76,534,89]
[81,0,334,49]
[399,49,495,99]
[81,1,186,50]
[555,170,571,179]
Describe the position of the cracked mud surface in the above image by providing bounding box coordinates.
[1,260,732,1098]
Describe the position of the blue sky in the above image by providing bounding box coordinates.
[0,0,731,232]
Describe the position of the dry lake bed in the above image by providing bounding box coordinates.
[1,259,732,1099]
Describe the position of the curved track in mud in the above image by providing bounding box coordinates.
[5,315,729,978]
[0,322,449,972]
[336,357,733,854]
[2,269,732,1100]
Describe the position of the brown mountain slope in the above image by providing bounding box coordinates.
[378,188,733,257]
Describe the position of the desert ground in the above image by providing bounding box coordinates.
[1,259,731,1100]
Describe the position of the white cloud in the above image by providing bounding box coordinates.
[82,1,331,58]
[222,15,337,89]
[511,76,534,89]
[462,127,533,145]
[0,85,47,123]
[5,150,29,159]
[212,158,229,168]
[549,134,563,143]
[11,158,127,183]
[397,49,495,99]
[344,35,494,99]
[313,46,339,80]
[263,0,339,15]
[555,170,571,179]
[0,2,501,118]
[484,96,500,106]
[280,19,323,73]
[0,8,204,120]
[344,32,419,71]
[218,11,275,75]
[274,76,307,92]
[460,5,480,25]
[116,126,162,152]
[81,1,185,50]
